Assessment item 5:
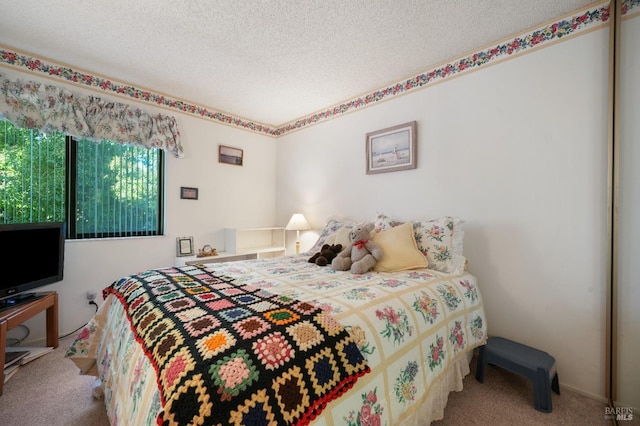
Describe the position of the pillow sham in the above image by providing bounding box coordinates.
[374,212,465,274]
[372,222,428,272]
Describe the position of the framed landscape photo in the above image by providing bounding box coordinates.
[366,121,417,174]
[180,186,198,200]
[176,236,194,257]
[219,145,243,166]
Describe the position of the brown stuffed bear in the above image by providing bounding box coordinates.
[308,243,343,266]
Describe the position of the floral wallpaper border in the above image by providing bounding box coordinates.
[0,1,628,138]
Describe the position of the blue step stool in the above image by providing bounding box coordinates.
[476,336,560,413]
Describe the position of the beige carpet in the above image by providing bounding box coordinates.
[0,336,109,426]
[433,354,620,426]
[0,337,620,425]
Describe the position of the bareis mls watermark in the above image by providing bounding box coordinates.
[605,406,634,421]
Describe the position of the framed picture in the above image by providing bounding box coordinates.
[219,145,243,166]
[180,186,198,200]
[176,236,194,257]
[366,121,417,174]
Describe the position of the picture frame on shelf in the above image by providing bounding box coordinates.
[366,121,417,174]
[176,236,194,256]
[219,145,243,166]
[180,186,198,200]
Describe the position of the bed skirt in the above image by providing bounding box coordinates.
[405,350,473,425]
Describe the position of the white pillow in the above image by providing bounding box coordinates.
[307,219,355,253]
[333,227,352,248]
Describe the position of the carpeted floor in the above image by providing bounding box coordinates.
[0,337,623,425]
[433,353,620,426]
[0,336,109,426]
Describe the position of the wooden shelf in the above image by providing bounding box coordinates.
[0,291,58,396]
[178,251,258,265]
[175,227,286,266]
[224,227,285,259]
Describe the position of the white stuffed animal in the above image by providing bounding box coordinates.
[331,223,382,274]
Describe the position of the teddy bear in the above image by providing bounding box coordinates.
[331,223,382,274]
[308,243,343,266]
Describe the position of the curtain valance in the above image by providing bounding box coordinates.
[0,74,183,158]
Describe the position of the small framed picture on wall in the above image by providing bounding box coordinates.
[366,121,417,174]
[180,186,198,200]
[219,145,243,166]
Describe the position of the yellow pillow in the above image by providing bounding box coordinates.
[372,222,428,272]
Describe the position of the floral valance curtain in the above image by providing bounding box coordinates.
[0,74,183,158]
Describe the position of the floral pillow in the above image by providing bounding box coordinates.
[374,212,465,274]
[308,218,355,254]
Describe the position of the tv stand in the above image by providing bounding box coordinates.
[0,291,58,396]
[0,292,44,310]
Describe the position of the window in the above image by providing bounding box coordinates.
[0,120,164,239]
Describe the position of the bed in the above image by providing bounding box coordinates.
[66,214,488,425]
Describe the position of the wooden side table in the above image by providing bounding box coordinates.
[0,291,58,396]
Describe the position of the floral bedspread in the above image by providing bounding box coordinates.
[66,254,487,425]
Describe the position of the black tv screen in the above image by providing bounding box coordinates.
[0,222,66,301]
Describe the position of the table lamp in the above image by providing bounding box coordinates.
[286,213,311,254]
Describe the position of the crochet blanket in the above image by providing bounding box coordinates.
[104,265,370,425]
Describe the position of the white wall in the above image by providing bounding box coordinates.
[0,67,277,344]
[276,29,609,399]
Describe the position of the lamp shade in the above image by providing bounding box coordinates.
[285,213,311,231]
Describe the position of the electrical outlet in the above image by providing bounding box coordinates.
[86,290,97,301]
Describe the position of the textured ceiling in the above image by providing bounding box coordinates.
[0,0,596,126]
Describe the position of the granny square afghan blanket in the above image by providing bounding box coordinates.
[104,264,370,425]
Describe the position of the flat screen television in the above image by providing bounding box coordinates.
[0,222,66,307]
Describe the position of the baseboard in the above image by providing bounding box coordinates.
[560,383,608,404]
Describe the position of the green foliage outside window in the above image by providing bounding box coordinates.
[0,120,164,238]
[0,121,66,224]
